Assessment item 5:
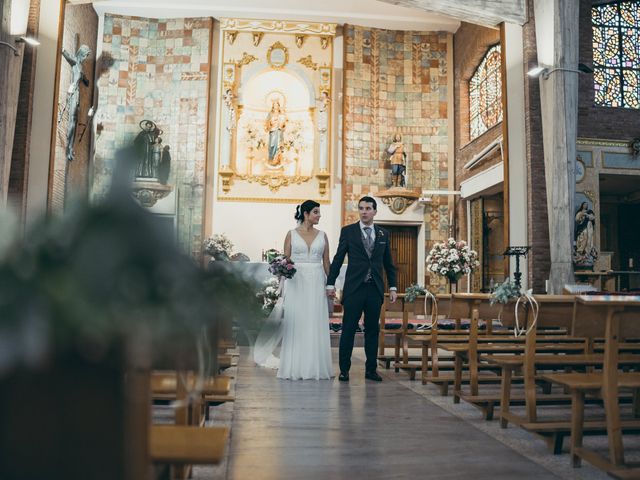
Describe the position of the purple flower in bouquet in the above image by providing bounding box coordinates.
[268,255,297,279]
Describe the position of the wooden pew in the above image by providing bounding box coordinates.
[494,295,640,455]
[394,293,457,380]
[378,293,407,370]
[417,293,517,395]
[150,425,229,465]
[541,296,640,476]
[150,321,234,479]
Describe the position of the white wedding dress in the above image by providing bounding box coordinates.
[253,229,334,380]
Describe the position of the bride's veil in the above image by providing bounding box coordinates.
[252,280,285,369]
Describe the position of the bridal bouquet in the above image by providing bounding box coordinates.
[426,238,479,283]
[268,255,297,279]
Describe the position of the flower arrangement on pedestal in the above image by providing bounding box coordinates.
[203,233,234,261]
[426,238,480,285]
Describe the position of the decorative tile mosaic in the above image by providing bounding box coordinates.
[343,25,451,287]
[93,14,212,258]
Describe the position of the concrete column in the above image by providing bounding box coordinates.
[534,0,578,293]
[503,23,529,290]
[25,0,63,227]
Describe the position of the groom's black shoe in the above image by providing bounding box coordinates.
[338,372,349,382]
[365,371,383,382]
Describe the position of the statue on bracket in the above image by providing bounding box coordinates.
[387,133,407,188]
[133,120,171,184]
[130,119,173,208]
[60,44,92,161]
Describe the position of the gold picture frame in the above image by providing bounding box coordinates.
[267,41,288,69]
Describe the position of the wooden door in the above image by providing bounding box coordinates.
[385,225,418,292]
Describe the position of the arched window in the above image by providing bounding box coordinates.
[592,1,640,108]
[469,44,503,140]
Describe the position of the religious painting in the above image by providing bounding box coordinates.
[235,70,314,179]
[217,20,336,202]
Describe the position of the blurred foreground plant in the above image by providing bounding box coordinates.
[0,194,258,374]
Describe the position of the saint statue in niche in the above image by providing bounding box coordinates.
[573,201,598,269]
[133,120,171,184]
[265,99,288,167]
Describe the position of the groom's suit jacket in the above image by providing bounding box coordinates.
[327,222,397,302]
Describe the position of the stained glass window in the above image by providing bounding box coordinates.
[592,1,640,108]
[469,44,503,140]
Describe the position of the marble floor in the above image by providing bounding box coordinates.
[223,348,572,480]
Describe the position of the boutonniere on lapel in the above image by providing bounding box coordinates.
[376,229,385,239]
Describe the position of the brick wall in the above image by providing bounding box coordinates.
[8,0,40,221]
[523,0,550,293]
[452,22,501,290]
[50,3,98,214]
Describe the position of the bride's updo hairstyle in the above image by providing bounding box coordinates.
[294,199,320,223]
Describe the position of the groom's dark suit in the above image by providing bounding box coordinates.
[326,222,397,374]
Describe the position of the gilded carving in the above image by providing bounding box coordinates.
[252,32,263,47]
[297,55,318,70]
[320,36,330,49]
[316,171,330,196]
[295,35,305,48]
[236,52,257,67]
[236,173,312,192]
[577,137,629,148]
[267,41,288,69]
[225,31,237,45]
[221,18,337,36]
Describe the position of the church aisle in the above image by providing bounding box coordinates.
[225,348,559,480]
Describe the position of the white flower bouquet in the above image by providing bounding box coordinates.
[256,277,281,315]
[203,233,233,260]
[426,238,480,283]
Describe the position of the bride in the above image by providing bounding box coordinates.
[253,200,334,380]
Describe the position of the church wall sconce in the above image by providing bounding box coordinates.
[0,36,39,56]
[527,63,592,80]
[2,0,39,56]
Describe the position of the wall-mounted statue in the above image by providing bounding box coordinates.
[387,133,406,188]
[60,44,92,161]
[573,201,598,269]
[133,120,171,184]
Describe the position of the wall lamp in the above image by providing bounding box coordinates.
[0,36,40,56]
[528,63,593,80]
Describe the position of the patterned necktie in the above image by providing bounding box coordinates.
[363,226,373,255]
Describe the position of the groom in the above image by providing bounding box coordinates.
[326,196,397,382]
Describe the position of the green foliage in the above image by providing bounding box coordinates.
[405,283,426,303]
[0,196,258,373]
[490,278,521,305]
